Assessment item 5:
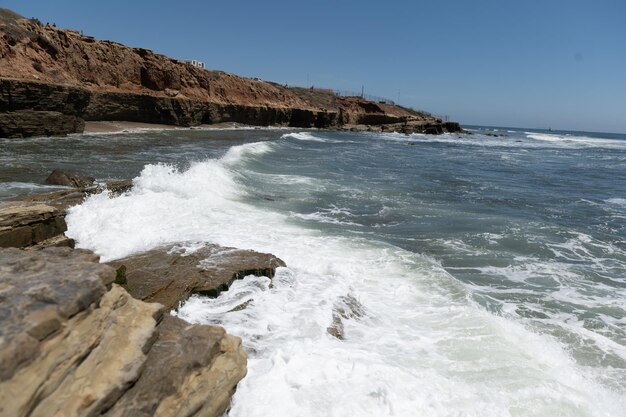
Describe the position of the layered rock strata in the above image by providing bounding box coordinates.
[0,9,462,138]
[1,179,132,249]
[0,247,247,417]
[0,201,69,248]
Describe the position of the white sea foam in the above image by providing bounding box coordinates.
[282,132,326,142]
[526,133,626,149]
[606,198,626,207]
[66,141,625,416]
[281,131,344,143]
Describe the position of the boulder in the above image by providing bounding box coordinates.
[45,169,95,188]
[0,247,247,417]
[109,244,286,311]
[105,315,246,417]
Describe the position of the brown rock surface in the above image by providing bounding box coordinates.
[0,9,461,137]
[45,169,95,188]
[109,244,286,311]
[105,315,246,417]
[0,179,132,249]
[0,201,67,247]
[0,247,247,417]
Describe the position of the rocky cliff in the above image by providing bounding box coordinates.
[0,248,247,417]
[0,8,461,138]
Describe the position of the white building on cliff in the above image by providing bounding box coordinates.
[183,59,205,69]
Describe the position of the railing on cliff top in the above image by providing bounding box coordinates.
[288,85,449,121]
[332,90,396,105]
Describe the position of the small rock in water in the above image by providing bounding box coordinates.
[45,169,95,188]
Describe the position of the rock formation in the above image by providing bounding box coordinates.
[0,178,132,249]
[45,169,95,188]
[109,244,286,311]
[0,247,247,417]
[0,8,462,138]
[0,201,70,248]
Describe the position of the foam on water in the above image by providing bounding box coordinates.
[281,131,344,143]
[526,132,626,149]
[65,140,624,416]
[606,198,626,207]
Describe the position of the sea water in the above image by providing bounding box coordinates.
[2,126,624,416]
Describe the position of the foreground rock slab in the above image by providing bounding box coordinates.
[109,244,286,311]
[0,247,247,417]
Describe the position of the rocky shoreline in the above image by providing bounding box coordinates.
[0,175,286,417]
[1,7,462,416]
[0,9,462,139]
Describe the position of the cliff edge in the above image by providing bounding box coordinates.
[0,8,461,138]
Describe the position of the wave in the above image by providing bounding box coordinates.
[606,198,626,207]
[65,140,624,416]
[281,131,344,143]
[526,132,626,149]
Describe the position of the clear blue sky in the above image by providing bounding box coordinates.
[3,0,626,133]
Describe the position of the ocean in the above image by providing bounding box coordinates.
[1,126,624,416]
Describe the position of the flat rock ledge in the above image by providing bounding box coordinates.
[0,180,132,249]
[110,244,286,311]
[0,201,69,248]
[0,247,247,417]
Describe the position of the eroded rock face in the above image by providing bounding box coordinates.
[105,315,246,417]
[0,10,461,138]
[0,201,67,248]
[109,244,286,311]
[0,247,247,417]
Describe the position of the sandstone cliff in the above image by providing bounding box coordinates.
[0,8,461,138]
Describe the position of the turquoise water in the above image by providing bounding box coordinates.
[2,126,625,415]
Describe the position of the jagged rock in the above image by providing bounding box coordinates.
[45,169,95,188]
[0,201,67,247]
[109,244,286,311]
[105,315,246,417]
[0,247,247,417]
[327,294,366,340]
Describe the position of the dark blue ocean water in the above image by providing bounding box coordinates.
[1,126,624,416]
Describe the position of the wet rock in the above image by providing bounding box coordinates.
[109,244,286,311]
[45,169,95,188]
[327,294,366,340]
[0,247,247,417]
